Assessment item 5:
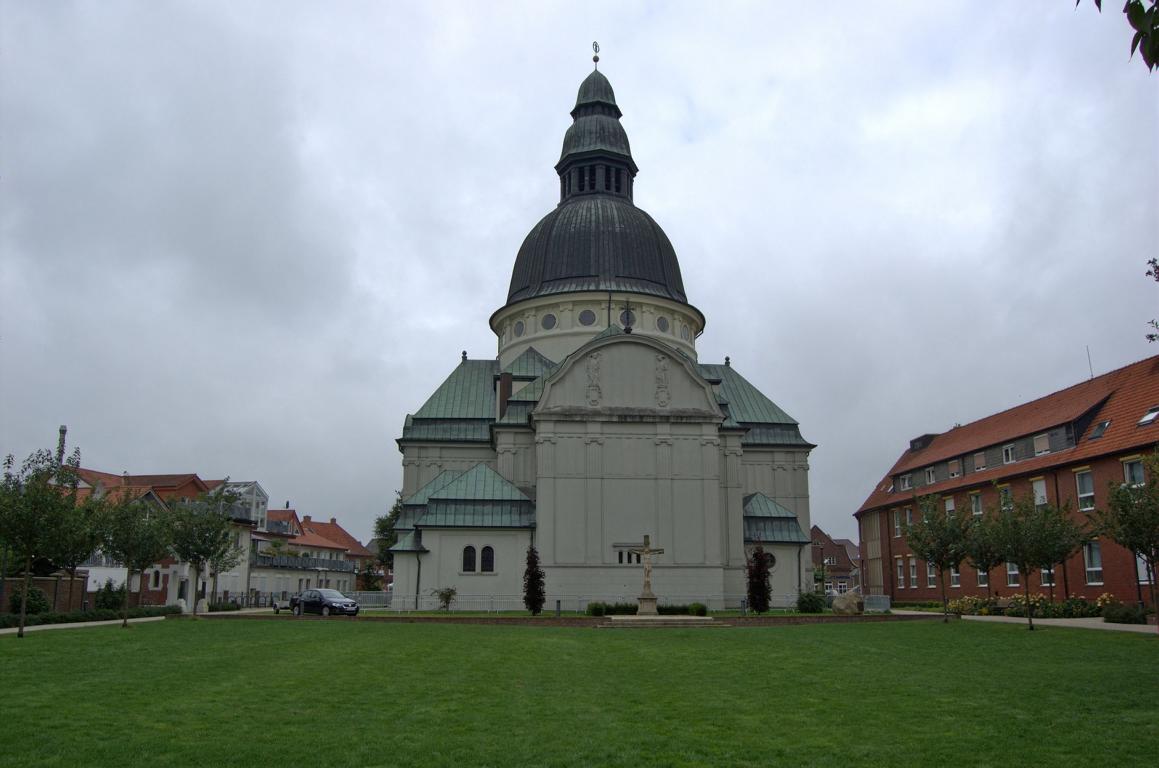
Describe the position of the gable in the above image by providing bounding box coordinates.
[535,336,721,418]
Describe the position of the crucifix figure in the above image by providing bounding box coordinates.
[629,534,664,614]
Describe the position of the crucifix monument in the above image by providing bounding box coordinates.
[629,534,664,615]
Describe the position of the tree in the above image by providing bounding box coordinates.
[0,445,81,638]
[169,485,238,616]
[357,563,383,591]
[523,545,545,615]
[992,494,1085,630]
[432,586,456,611]
[963,512,1005,598]
[1147,257,1159,342]
[101,491,172,628]
[208,536,244,604]
[373,493,403,572]
[1090,451,1159,634]
[1081,1,1159,71]
[1038,502,1086,603]
[904,495,972,622]
[746,546,773,613]
[47,493,104,611]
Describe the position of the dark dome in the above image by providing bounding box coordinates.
[506,195,687,304]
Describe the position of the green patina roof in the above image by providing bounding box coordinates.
[413,360,497,419]
[402,470,463,507]
[743,493,797,518]
[699,364,796,425]
[400,420,492,443]
[496,401,534,426]
[430,463,530,502]
[417,501,535,529]
[509,376,547,403]
[503,347,556,378]
[389,531,428,553]
[742,492,809,544]
[740,425,811,447]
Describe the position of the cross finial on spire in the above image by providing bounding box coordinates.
[592,41,600,69]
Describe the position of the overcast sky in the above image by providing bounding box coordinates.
[2,2,1156,543]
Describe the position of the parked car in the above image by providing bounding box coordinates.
[292,589,360,617]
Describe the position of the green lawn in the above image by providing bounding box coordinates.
[1,619,1156,767]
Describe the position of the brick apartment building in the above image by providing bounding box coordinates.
[856,355,1158,607]
[810,525,858,594]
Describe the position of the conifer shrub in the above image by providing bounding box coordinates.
[8,586,50,615]
[796,592,825,613]
[93,579,126,610]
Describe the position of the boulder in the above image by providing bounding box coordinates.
[831,592,864,616]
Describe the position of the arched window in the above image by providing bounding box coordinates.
[481,546,495,572]
[462,546,476,572]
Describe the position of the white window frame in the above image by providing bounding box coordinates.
[974,451,987,471]
[1032,478,1047,510]
[896,558,905,588]
[1138,406,1159,426]
[1040,566,1054,587]
[948,459,961,478]
[925,468,936,485]
[977,568,989,587]
[1033,433,1050,456]
[1002,444,1016,464]
[944,497,955,517]
[893,510,901,538]
[1006,561,1020,587]
[999,486,1013,512]
[1138,553,1154,585]
[1083,542,1103,585]
[1075,470,1095,512]
[905,507,913,526]
[1124,459,1144,487]
[950,565,960,587]
[900,474,912,491]
[909,557,917,588]
[927,562,937,588]
[970,493,983,517]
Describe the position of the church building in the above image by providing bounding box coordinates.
[391,62,814,610]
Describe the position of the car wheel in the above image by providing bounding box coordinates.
[322,606,330,617]
[294,604,302,617]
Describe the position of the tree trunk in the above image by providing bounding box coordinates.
[121,569,132,628]
[1048,565,1055,603]
[17,554,32,639]
[1024,576,1034,631]
[1148,557,1158,636]
[65,567,75,613]
[191,564,201,616]
[940,570,949,623]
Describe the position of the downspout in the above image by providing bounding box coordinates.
[883,509,895,600]
[1054,471,1071,598]
[797,545,804,594]
[414,552,422,611]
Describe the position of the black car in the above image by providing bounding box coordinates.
[292,589,360,617]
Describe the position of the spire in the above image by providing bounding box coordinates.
[555,53,637,203]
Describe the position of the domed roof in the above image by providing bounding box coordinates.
[503,67,690,308]
[506,195,687,304]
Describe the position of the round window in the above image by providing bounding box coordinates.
[656,316,669,333]
[681,325,690,340]
[620,310,636,327]
[541,313,557,330]
[578,309,597,326]
[514,320,525,338]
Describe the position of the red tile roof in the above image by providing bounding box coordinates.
[858,355,1159,514]
[303,518,374,559]
[292,529,347,551]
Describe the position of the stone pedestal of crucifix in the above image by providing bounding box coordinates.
[629,534,664,616]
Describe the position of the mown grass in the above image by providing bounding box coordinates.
[1,619,1156,767]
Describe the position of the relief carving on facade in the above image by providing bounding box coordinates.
[586,351,602,406]
[654,354,670,407]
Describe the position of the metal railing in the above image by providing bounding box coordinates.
[251,554,355,572]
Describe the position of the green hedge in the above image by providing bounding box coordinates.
[0,605,181,629]
[796,592,826,613]
[208,602,241,613]
[584,602,709,616]
[1102,602,1149,625]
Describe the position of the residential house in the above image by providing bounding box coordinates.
[856,355,1159,607]
[810,525,858,594]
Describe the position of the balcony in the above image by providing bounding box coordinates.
[251,554,355,573]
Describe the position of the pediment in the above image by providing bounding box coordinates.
[534,334,722,420]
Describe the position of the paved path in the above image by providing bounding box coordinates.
[0,616,166,636]
[892,609,1156,634]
